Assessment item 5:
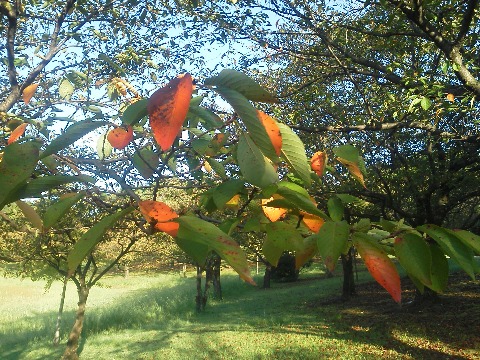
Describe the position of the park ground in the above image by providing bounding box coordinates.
[0,263,479,359]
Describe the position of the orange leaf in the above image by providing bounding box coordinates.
[301,212,325,233]
[311,151,328,177]
[138,200,179,237]
[446,93,455,102]
[354,234,401,303]
[262,196,287,222]
[107,125,133,149]
[7,123,28,144]
[22,83,39,105]
[148,73,193,151]
[337,157,366,188]
[256,110,282,156]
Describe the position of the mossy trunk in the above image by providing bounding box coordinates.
[62,284,89,360]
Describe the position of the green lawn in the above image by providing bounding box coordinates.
[1,265,479,359]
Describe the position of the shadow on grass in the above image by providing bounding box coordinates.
[1,270,479,359]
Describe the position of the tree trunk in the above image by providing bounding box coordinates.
[53,277,68,346]
[341,247,356,301]
[263,264,272,289]
[62,283,90,360]
[203,261,213,310]
[212,254,222,300]
[195,265,203,312]
[124,264,129,279]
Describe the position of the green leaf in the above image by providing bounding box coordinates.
[132,148,159,179]
[13,175,94,200]
[214,87,278,161]
[96,132,112,160]
[59,78,74,100]
[41,120,109,159]
[121,98,148,126]
[418,224,476,279]
[448,229,480,254]
[175,237,210,265]
[15,200,43,230]
[67,207,134,276]
[191,137,211,155]
[429,244,449,293]
[206,157,227,179]
[333,144,361,163]
[277,123,311,186]
[218,218,240,236]
[327,196,344,222]
[420,97,432,110]
[204,69,277,103]
[43,192,85,230]
[187,105,223,130]
[265,222,303,252]
[176,216,255,285]
[212,179,244,210]
[314,221,349,272]
[262,238,284,266]
[394,232,432,286]
[0,141,40,210]
[237,133,278,188]
[276,181,328,219]
[98,53,126,76]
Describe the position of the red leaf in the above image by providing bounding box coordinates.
[148,73,193,151]
[107,125,133,149]
[310,151,328,177]
[256,110,282,156]
[8,123,28,144]
[354,233,401,303]
[138,200,179,237]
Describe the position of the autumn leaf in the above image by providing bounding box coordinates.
[107,125,133,149]
[262,196,287,222]
[337,158,366,188]
[138,200,179,237]
[256,110,282,156]
[225,194,240,209]
[7,123,28,144]
[310,151,327,177]
[22,83,39,104]
[148,73,193,151]
[301,212,325,233]
[353,233,401,303]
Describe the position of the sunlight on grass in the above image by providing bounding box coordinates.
[1,265,478,360]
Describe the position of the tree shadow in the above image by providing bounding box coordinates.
[1,272,479,359]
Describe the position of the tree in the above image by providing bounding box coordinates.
[1,1,480,358]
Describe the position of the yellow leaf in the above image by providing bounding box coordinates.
[22,83,39,105]
[337,157,366,188]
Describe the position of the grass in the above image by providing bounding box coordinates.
[0,263,479,360]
